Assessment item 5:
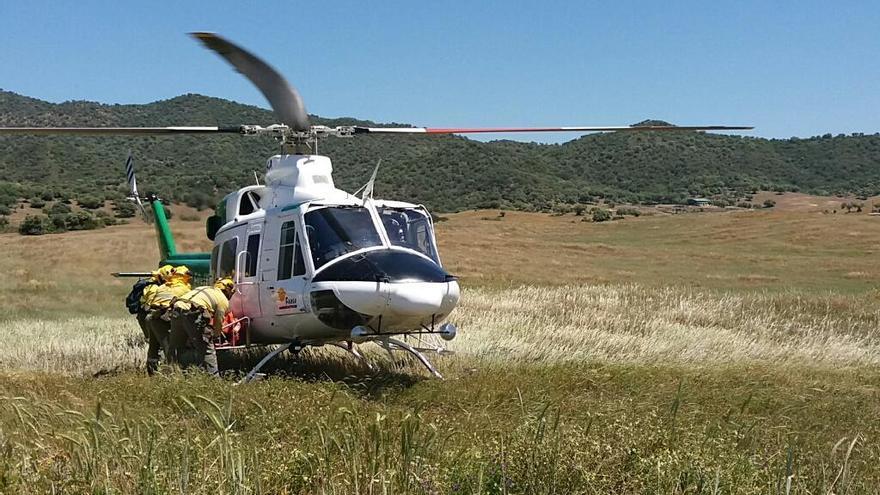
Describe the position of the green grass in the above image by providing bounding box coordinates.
[0,362,876,494]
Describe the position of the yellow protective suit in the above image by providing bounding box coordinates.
[172,286,230,335]
[141,274,191,309]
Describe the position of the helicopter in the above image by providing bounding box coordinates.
[0,33,752,380]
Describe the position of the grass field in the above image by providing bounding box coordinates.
[1,203,879,493]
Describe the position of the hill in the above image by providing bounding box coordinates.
[1,90,879,213]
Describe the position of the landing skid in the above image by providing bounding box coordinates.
[377,337,444,379]
[234,325,455,384]
[328,341,374,371]
[236,342,294,385]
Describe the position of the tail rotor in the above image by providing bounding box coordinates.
[124,151,151,223]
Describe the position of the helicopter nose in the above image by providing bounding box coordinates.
[309,250,460,330]
[329,279,460,317]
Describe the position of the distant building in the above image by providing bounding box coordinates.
[687,197,711,207]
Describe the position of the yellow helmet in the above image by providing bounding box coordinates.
[172,265,192,278]
[154,264,174,282]
[168,265,192,285]
[214,277,234,292]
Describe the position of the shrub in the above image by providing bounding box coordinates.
[573,205,586,216]
[77,196,103,209]
[763,199,776,208]
[617,207,641,217]
[113,199,137,218]
[49,214,68,232]
[0,204,10,216]
[0,216,8,231]
[19,215,52,235]
[65,211,102,231]
[591,208,612,222]
[29,197,46,209]
[44,202,72,216]
[95,211,116,226]
[180,213,200,222]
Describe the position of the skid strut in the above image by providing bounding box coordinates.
[378,337,443,379]
[236,343,294,385]
[329,342,374,371]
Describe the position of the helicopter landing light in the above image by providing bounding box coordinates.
[350,325,372,343]
[438,322,457,341]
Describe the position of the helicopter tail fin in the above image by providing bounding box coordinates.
[125,154,212,281]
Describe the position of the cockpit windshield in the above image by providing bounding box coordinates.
[305,206,383,269]
[377,206,440,264]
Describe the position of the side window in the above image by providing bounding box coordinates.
[218,237,238,278]
[278,220,306,280]
[245,234,260,277]
[293,235,305,276]
[211,244,220,277]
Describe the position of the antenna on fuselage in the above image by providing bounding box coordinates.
[355,159,383,200]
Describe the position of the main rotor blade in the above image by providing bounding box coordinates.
[0,126,242,136]
[353,125,753,135]
[191,32,310,132]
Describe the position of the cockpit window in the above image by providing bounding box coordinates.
[239,191,261,216]
[305,207,383,269]
[377,207,439,263]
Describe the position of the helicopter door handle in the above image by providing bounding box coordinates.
[235,250,250,284]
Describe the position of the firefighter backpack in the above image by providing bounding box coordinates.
[125,278,156,314]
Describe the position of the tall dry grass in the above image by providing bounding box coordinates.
[2,285,878,376]
[450,285,880,368]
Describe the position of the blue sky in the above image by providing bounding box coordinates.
[1,1,878,142]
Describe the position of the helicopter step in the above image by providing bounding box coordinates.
[236,342,297,385]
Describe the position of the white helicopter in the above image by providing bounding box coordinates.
[0,33,751,380]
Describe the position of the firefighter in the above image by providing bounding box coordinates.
[131,264,174,375]
[142,265,193,373]
[168,277,235,376]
